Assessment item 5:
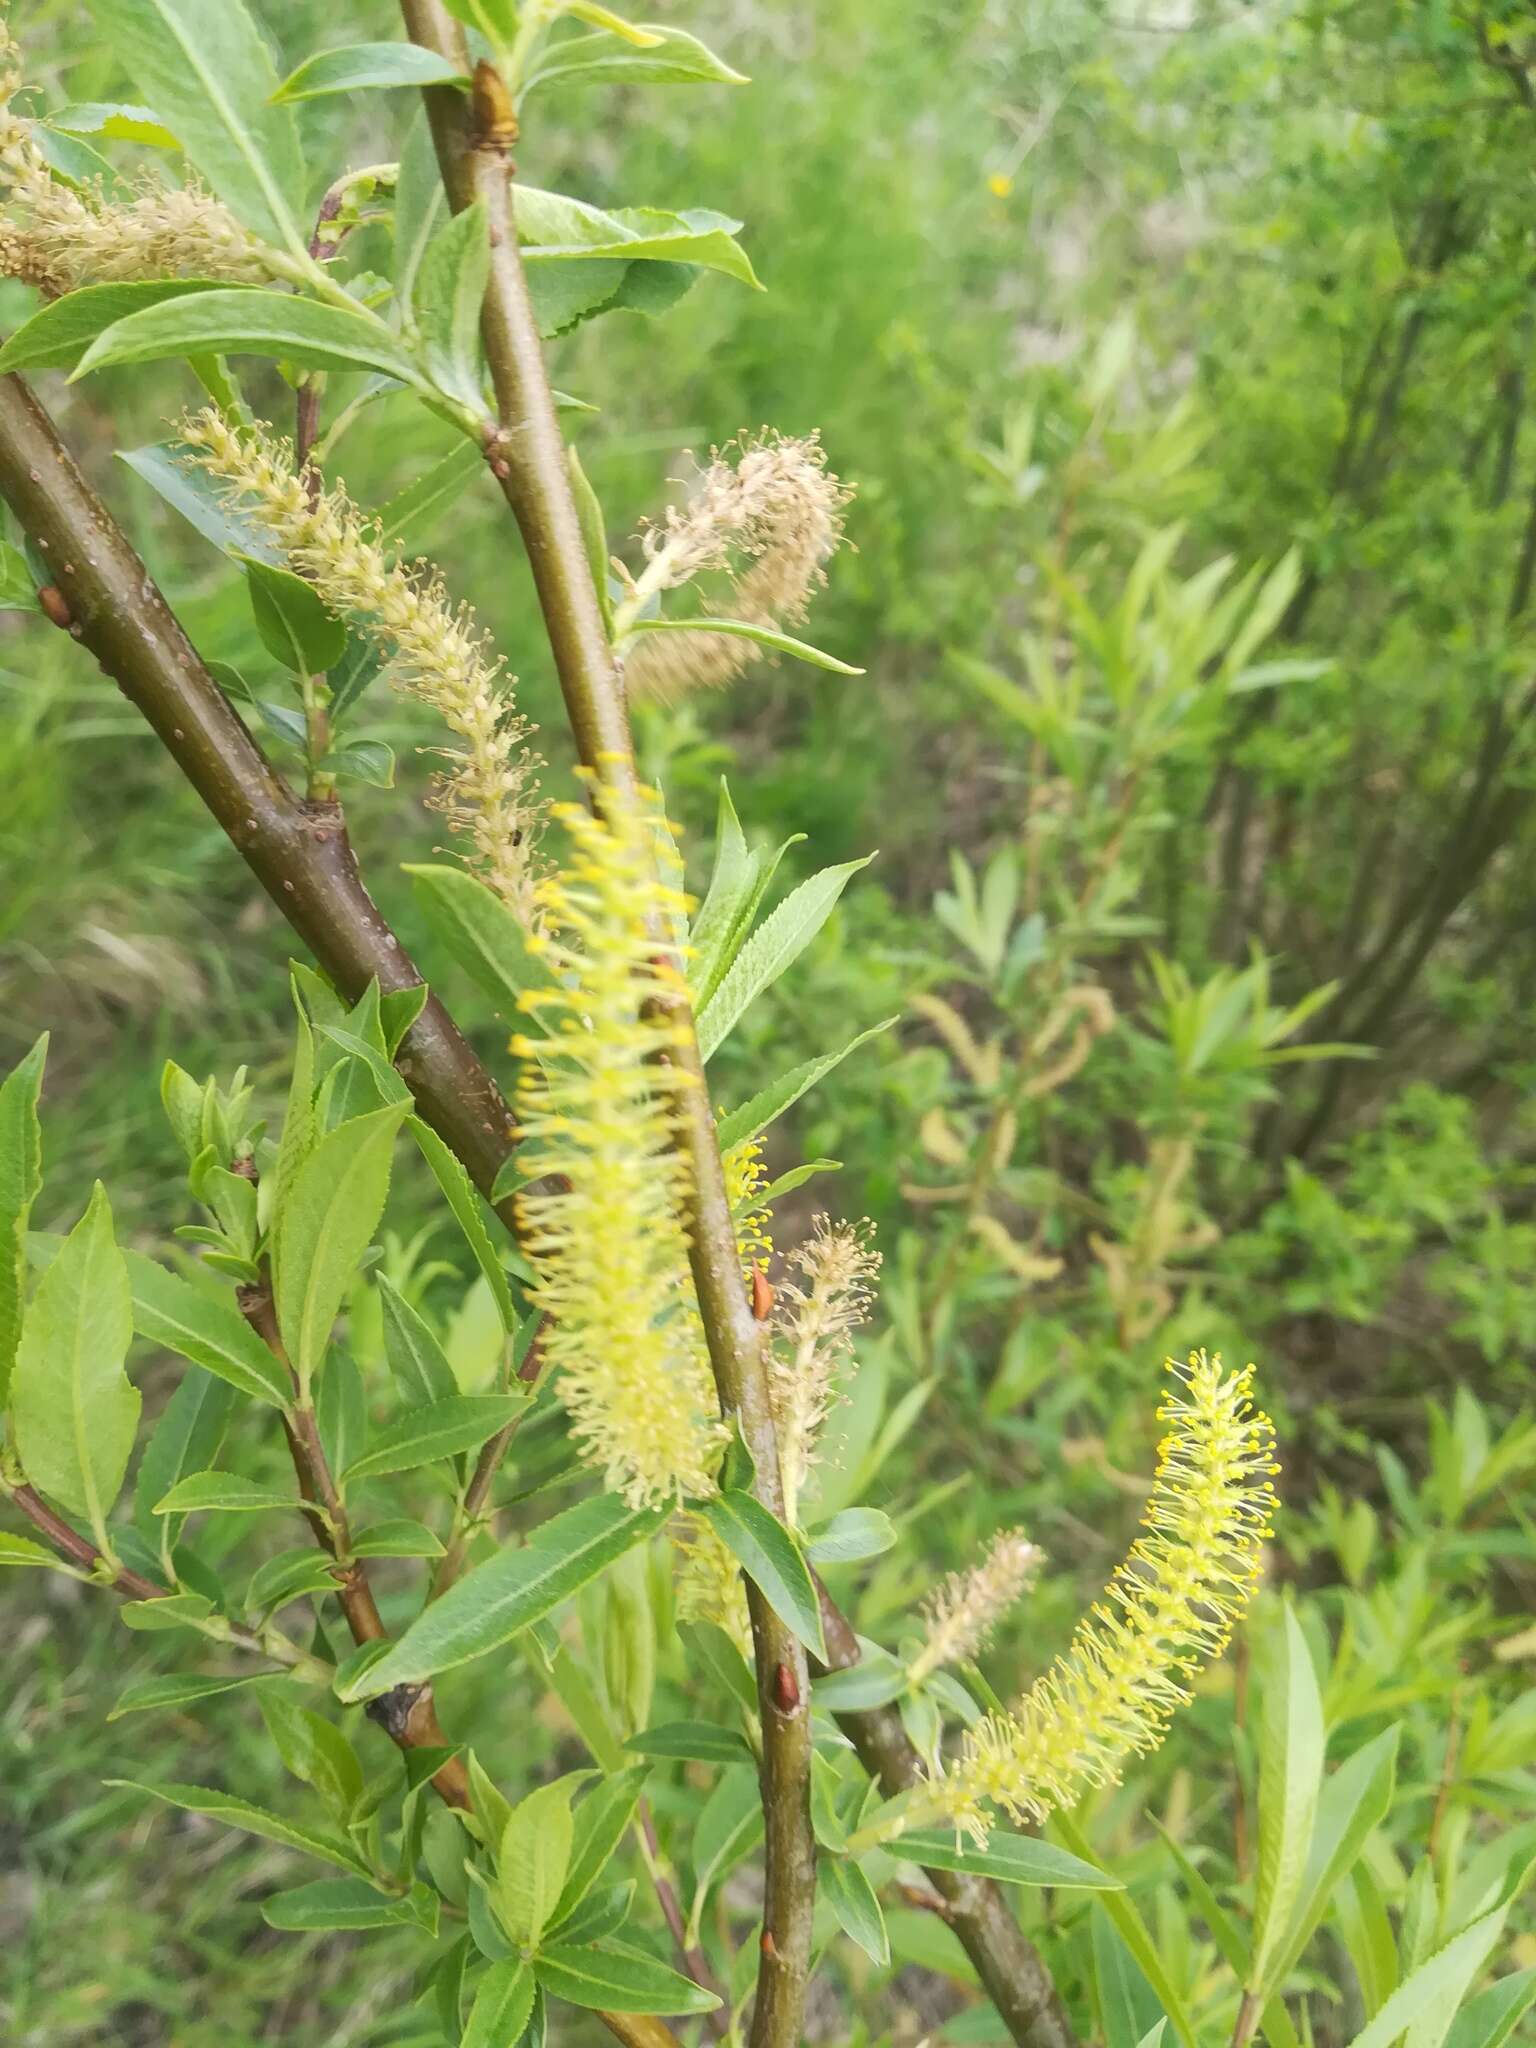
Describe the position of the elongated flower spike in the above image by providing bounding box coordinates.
[770,1217,880,1527]
[513,776,725,1510]
[910,1529,1043,1689]
[930,1350,1278,1844]
[0,19,276,293]
[179,410,545,924]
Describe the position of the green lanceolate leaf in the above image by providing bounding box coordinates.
[0,541,35,610]
[377,1275,459,1407]
[462,1958,535,2048]
[498,1778,575,1949]
[109,1780,370,1875]
[690,1766,763,1933]
[1341,1906,1513,2048]
[245,1548,341,1612]
[134,1368,235,1553]
[0,1033,47,1404]
[805,1507,898,1566]
[821,1853,889,1965]
[527,23,747,93]
[809,1643,907,1711]
[11,1183,139,1539]
[153,1470,297,1516]
[262,1876,426,1931]
[0,1531,64,1570]
[117,441,283,562]
[341,1396,524,1485]
[75,291,426,390]
[897,1828,1120,1890]
[516,188,761,289]
[699,1489,826,1658]
[273,1101,408,1390]
[0,282,228,376]
[696,856,873,1061]
[83,0,308,253]
[123,1251,291,1407]
[1267,1724,1400,1993]
[244,559,348,676]
[625,1722,755,1766]
[535,1941,720,2016]
[48,100,180,147]
[716,1020,894,1152]
[351,1518,444,1558]
[412,199,491,415]
[404,862,540,1013]
[1445,1969,1536,2048]
[108,1671,267,1720]
[555,1765,649,1923]
[625,614,862,674]
[408,1118,518,1331]
[272,42,469,103]
[1248,1601,1326,1996]
[337,1495,667,1700]
[379,440,486,546]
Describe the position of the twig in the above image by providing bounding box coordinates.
[396,18,820,2042]
[638,1797,732,2035]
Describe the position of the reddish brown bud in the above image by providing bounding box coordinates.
[771,1661,800,1714]
[760,1929,778,1960]
[36,584,71,629]
[751,1268,775,1321]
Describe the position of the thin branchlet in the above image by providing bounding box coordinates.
[179,409,545,923]
[622,430,852,700]
[0,22,276,292]
[910,1529,1043,1688]
[513,777,725,1509]
[936,1350,1279,1842]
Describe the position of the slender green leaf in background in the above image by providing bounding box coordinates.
[1248,1601,1327,1996]
[0,1033,47,1404]
[271,42,469,103]
[11,1183,139,1538]
[697,855,872,1060]
[498,1777,576,1949]
[341,1395,525,1485]
[76,291,426,389]
[527,23,747,92]
[413,199,491,415]
[0,1532,65,1570]
[624,614,863,674]
[535,1940,721,2016]
[109,1780,370,1876]
[1052,1813,1200,2048]
[462,1958,535,2048]
[716,1020,895,1152]
[0,282,226,375]
[273,1101,407,1390]
[699,1489,827,1657]
[123,1251,291,1407]
[153,1470,297,1516]
[820,1853,890,1965]
[555,1766,649,1924]
[244,559,348,676]
[261,1876,427,1931]
[899,1828,1120,1890]
[108,1672,268,1720]
[84,0,308,253]
[337,1495,667,1699]
[408,1118,519,1330]
[1342,1906,1513,2048]
[404,862,540,1013]
[377,1275,459,1407]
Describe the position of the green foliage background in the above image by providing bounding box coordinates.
[2,0,1536,2042]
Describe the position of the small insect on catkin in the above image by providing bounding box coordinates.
[178,410,545,925]
[623,430,853,701]
[513,777,725,1510]
[939,1350,1279,1844]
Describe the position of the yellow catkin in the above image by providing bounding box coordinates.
[939,1350,1279,1842]
[910,1529,1043,1688]
[178,409,544,923]
[723,1133,772,1278]
[513,779,724,1509]
[0,22,275,292]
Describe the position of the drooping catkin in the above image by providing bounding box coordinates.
[513,780,725,1509]
[910,1529,1042,1688]
[770,1217,879,1525]
[178,409,544,923]
[0,21,274,293]
[623,430,852,700]
[938,1351,1278,1842]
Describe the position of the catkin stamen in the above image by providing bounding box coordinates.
[178,409,544,924]
[937,1350,1279,1844]
[769,1217,879,1526]
[514,779,725,1509]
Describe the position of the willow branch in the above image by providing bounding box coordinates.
[0,368,520,1232]
[817,1594,1081,2048]
[397,13,818,2039]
